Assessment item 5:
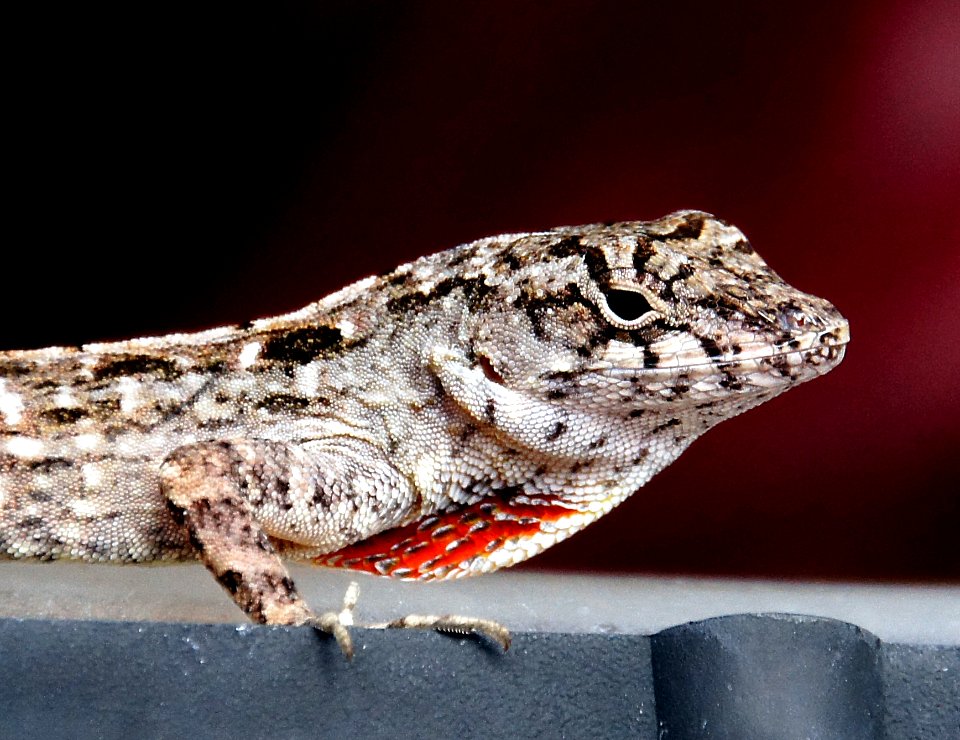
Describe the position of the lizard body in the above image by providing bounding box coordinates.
[0,211,848,654]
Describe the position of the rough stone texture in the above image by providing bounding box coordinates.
[883,643,960,740]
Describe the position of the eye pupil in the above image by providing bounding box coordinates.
[605,289,653,322]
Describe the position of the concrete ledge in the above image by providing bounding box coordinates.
[0,615,956,739]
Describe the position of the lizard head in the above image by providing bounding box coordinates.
[467,210,849,436]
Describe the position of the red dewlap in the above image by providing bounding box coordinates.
[314,493,579,580]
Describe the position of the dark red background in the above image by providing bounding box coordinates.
[7,2,958,580]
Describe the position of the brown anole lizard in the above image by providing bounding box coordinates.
[0,211,849,657]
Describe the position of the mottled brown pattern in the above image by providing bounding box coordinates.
[0,211,849,655]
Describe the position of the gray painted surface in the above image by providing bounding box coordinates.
[0,616,956,739]
[0,620,656,739]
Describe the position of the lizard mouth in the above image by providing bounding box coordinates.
[595,320,850,378]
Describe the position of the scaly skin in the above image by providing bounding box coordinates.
[0,210,848,655]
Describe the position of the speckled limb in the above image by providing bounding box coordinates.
[160,440,368,655]
[160,441,317,624]
[159,438,509,658]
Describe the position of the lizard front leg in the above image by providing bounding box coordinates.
[160,437,419,658]
[159,437,509,658]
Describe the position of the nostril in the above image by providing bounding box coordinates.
[778,308,814,333]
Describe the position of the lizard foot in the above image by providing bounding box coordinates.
[306,581,359,660]
[309,581,512,657]
[380,613,512,651]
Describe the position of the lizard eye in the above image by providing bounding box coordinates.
[602,289,657,325]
